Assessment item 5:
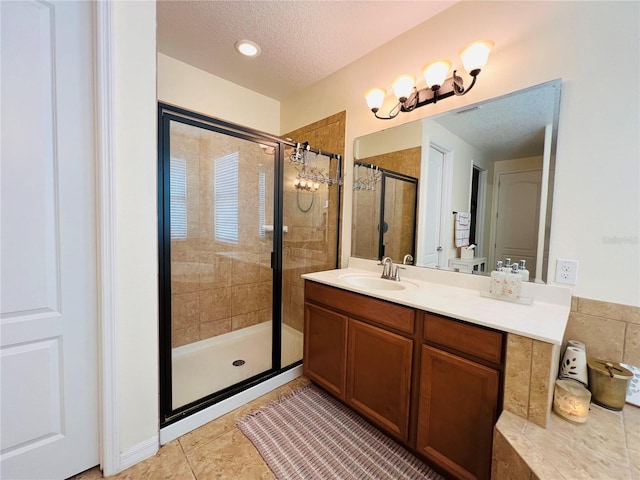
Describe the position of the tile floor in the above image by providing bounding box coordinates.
[72,376,310,480]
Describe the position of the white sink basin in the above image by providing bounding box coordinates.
[339,274,416,291]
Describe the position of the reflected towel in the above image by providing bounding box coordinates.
[455,212,471,247]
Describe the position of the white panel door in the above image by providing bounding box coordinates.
[494,170,542,278]
[1,1,99,478]
[418,146,444,267]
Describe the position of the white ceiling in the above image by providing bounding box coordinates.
[433,80,562,159]
[156,0,457,100]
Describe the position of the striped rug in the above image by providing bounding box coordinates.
[237,384,444,480]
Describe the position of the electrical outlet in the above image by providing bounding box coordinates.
[555,259,579,285]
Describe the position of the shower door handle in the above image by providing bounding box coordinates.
[271,251,275,269]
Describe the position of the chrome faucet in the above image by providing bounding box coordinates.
[380,257,394,279]
[403,254,414,265]
[379,256,404,281]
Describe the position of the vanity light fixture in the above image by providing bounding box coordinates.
[365,40,494,120]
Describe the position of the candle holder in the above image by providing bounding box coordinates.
[553,379,591,423]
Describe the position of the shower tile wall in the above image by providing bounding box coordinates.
[282,111,346,333]
[170,123,274,348]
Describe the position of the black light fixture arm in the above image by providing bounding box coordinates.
[372,69,481,120]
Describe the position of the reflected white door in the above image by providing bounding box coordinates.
[494,170,542,277]
[1,1,99,478]
[419,146,444,267]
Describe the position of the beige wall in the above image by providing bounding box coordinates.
[281,0,640,307]
[113,0,158,455]
[157,53,280,134]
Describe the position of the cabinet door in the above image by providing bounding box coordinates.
[417,345,499,480]
[346,319,413,442]
[304,303,348,399]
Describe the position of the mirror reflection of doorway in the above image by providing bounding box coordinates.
[493,169,542,278]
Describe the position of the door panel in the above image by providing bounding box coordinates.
[417,345,499,480]
[1,1,99,478]
[495,170,541,277]
[420,146,444,267]
[346,319,413,442]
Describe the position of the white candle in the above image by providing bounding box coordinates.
[553,379,591,423]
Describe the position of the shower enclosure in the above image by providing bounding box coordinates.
[352,161,418,261]
[158,105,341,426]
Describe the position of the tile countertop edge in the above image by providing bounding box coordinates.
[301,267,571,345]
[495,405,640,479]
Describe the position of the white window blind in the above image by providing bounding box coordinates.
[170,157,187,239]
[214,153,239,244]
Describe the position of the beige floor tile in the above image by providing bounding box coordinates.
[68,378,310,480]
[179,404,253,453]
[112,440,196,480]
[186,428,274,480]
[73,466,103,480]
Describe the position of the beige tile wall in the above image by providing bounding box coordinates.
[169,124,274,348]
[501,296,639,430]
[503,334,561,428]
[564,297,640,366]
[282,112,346,333]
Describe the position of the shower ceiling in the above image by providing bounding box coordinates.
[156,1,458,101]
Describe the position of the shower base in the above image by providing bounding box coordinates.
[171,322,303,409]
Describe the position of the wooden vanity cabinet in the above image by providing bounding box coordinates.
[303,281,504,480]
[304,281,414,443]
[416,313,503,480]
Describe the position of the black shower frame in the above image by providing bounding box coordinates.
[158,103,342,427]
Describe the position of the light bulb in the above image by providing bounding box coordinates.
[392,75,415,102]
[294,178,299,187]
[422,60,451,89]
[234,40,261,57]
[364,88,386,111]
[313,183,320,191]
[459,40,494,74]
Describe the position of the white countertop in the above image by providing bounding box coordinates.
[301,258,572,345]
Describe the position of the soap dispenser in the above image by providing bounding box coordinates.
[506,263,522,300]
[490,261,507,297]
[519,260,530,282]
[504,258,512,270]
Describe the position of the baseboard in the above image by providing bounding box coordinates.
[118,435,159,472]
[159,365,303,444]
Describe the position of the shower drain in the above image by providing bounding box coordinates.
[232,359,246,367]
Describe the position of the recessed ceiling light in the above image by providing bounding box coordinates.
[235,40,261,57]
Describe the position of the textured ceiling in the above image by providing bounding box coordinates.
[158,2,559,157]
[157,0,457,100]
[433,81,562,159]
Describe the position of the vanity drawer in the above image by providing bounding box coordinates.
[423,313,503,365]
[305,281,415,335]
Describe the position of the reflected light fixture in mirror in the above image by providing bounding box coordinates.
[365,40,493,120]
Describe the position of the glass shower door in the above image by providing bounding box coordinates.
[165,118,276,410]
[280,148,340,368]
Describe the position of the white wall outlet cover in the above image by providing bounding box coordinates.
[555,259,579,285]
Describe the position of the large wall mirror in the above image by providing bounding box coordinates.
[352,80,562,283]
